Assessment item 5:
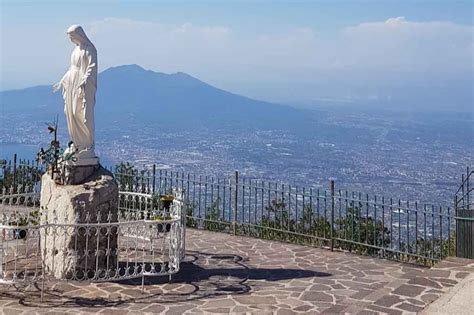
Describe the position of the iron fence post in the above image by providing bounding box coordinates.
[233,171,239,235]
[152,164,156,195]
[13,153,17,192]
[330,179,335,251]
[467,167,470,211]
[455,194,460,257]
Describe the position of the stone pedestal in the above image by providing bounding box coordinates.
[62,163,100,185]
[40,165,119,280]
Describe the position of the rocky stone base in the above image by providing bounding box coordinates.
[62,163,101,185]
[40,165,119,280]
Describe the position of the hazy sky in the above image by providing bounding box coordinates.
[1,1,473,109]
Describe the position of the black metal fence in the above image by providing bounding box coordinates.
[0,154,43,192]
[0,157,460,266]
[455,167,473,259]
[113,163,455,266]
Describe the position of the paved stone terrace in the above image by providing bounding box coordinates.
[0,229,473,314]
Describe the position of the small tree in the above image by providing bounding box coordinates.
[335,207,390,255]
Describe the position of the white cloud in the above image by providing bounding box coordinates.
[338,17,473,74]
[84,18,232,74]
[1,16,472,106]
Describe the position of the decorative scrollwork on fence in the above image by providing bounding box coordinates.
[0,188,185,284]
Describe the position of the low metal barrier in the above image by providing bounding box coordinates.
[0,187,186,299]
[117,168,455,266]
[455,167,473,259]
[0,158,463,266]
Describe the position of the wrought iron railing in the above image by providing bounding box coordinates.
[0,155,43,191]
[454,166,473,259]
[0,157,460,266]
[115,167,456,266]
[0,186,185,301]
[455,167,473,211]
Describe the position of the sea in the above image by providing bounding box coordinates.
[0,143,40,161]
[0,143,112,165]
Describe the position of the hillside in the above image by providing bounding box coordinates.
[1,64,313,131]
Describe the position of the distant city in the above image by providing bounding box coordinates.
[2,106,472,208]
[1,65,472,207]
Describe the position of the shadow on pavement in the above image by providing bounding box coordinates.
[1,250,331,308]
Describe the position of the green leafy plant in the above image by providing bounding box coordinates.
[204,200,229,232]
[0,162,42,190]
[334,207,391,255]
[185,201,198,228]
[8,211,39,240]
[153,214,172,221]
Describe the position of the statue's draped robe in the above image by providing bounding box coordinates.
[60,41,97,160]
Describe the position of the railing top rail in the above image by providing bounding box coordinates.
[119,191,152,198]
[455,166,473,195]
[455,188,474,203]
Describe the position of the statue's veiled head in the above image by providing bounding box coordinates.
[67,25,94,48]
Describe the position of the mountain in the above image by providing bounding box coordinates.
[1,64,314,132]
[1,65,472,207]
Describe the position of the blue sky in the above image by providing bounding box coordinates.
[1,1,473,109]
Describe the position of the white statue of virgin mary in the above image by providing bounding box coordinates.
[53,25,99,165]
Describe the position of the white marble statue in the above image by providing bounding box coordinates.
[53,25,98,165]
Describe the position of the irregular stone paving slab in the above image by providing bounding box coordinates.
[0,229,473,314]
